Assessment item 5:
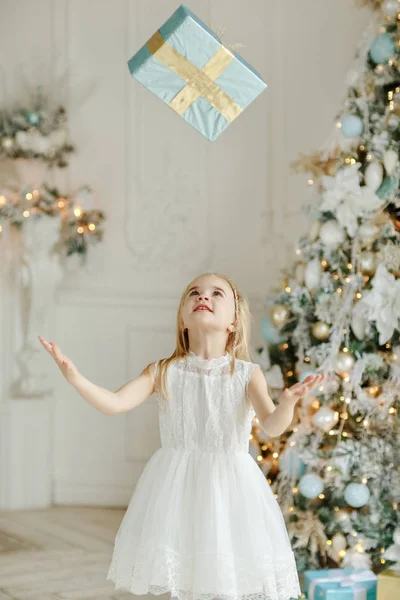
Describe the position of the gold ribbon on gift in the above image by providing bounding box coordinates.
[146,30,243,122]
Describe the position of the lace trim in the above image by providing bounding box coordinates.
[107,542,301,600]
[187,350,231,368]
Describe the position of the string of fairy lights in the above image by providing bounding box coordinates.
[0,183,105,256]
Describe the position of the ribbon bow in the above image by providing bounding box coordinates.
[216,25,247,51]
[308,570,377,600]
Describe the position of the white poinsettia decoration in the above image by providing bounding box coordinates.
[319,163,385,237]
[356,263,400,344]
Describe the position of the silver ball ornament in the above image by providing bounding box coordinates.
[334,351,355,377]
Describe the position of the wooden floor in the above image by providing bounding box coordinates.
[0,506,168,600]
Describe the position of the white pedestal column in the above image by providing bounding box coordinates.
[0,217,64,509]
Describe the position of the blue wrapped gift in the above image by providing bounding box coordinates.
[304,568,377,600]
[127,4,267,141]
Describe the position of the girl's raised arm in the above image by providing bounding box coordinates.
[38,336,156,415]
[248,366,325,437]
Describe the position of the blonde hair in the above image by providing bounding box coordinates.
[150,272,253,400]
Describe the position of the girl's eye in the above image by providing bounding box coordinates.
[189,290,222,297]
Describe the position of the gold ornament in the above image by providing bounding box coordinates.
[269,304,290,328]
[358,250,377,276]
[312,321,331,341]
[334,351,355,377]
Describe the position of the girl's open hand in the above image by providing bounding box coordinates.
[38,336,79,384]
[279,373,326,404]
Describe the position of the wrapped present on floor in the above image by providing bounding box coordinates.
[304,567,377,600]
[377,567,400,600]
[127,4,267,141]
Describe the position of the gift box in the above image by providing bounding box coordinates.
[304,568,377,600]
[377,567,400,600]
[127,4,267,141]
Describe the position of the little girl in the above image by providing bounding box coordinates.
[39,271,325,600]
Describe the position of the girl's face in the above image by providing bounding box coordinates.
[180,275,236,334]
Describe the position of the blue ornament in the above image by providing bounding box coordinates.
[26,111,40,126]
[279,449,306,478]
[341,115,364,138]
[299,370,318,382]
[299,473,324,499]
[344,482,370,508]
[376,176,397,199]
[370,33,396,65]
[261,314,287,344]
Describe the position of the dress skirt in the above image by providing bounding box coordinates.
[107,447,301,600]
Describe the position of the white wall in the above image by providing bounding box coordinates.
[0,0,372,506]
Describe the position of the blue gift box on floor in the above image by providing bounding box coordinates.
[127,4,267,141]
[304,568,377,600]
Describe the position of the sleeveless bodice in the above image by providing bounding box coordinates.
[154,352,258,453]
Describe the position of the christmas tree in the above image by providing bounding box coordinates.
[251,0,400,573]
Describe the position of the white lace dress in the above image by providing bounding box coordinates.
[107,351,301,600]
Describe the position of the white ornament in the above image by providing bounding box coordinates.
[304,258,321,291]
[383,0,400,17]
[383,148,399,175]
[319,220,345,249]
[364,161,383,191]
[332,532,347,554]
[334,351,355,376]
[312,406,339,432]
